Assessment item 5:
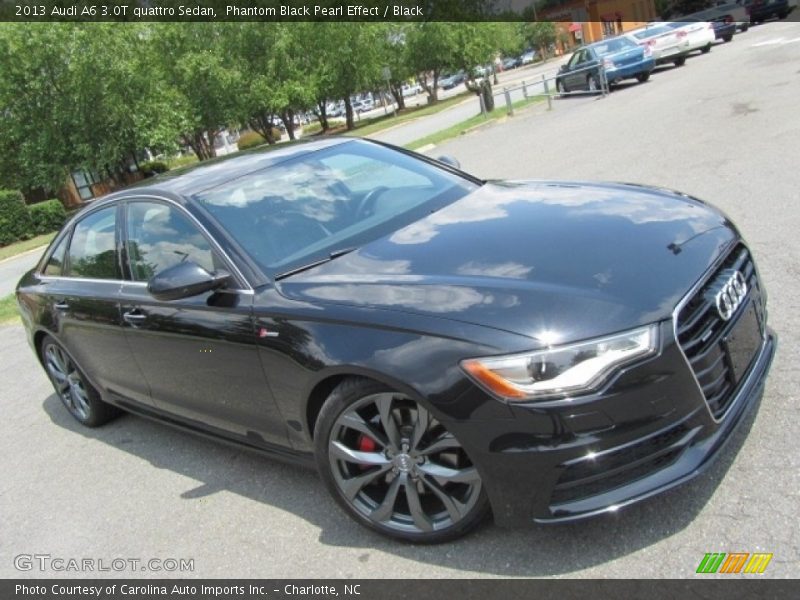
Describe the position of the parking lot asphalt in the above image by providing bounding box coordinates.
[1,21,798,579]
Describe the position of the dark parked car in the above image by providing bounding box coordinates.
[18,138,776,542]
[556,36,656,94]
[439,70,467,90]
[741,0,794,22]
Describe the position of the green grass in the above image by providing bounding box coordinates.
[0,294,19,325]
[405,94,547,151]
[0,232,56,262]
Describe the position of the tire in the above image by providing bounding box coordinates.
[314,377,490,543]
[778,11,789,20]
[636,71,651,83]
[673,56,687,67]
[701,44,712,54]
[740,24,749,32]
[723,35,733,43]
[40,335,120,427]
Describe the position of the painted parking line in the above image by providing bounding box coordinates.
[751,37,800,47]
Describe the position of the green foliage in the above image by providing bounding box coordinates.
[523,22,558,58]
[139,160,170,177]
[0,189,33,246]
[28,199,67,236]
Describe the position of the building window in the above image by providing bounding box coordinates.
[71,170,99,201]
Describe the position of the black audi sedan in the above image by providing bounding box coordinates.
[17,138,775,542]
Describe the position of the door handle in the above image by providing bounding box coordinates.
[123,309,147,323]
[54,300,69,311]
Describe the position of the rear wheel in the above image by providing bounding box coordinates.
[636,71,651,83]
[41,336,120,427]
[701,44,712,54]
[314,378,489,543]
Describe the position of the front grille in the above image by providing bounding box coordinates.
[675,244,766,420]
[551,423,692,505]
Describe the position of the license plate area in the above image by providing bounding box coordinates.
[724,301,762,384]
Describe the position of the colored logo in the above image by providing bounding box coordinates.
[696,552,773,574]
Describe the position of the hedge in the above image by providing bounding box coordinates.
[139,160,170,177]
[0,189,33,246]
[29,199,67,235]
[238,129,281,151]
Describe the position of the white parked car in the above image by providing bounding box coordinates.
[402,82,422,97]
[625,23,691,66]
[520,50,536,64]
[664,19,717,55]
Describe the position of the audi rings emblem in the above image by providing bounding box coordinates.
[715,270,748,321]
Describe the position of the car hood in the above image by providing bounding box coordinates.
[276,181,737,345]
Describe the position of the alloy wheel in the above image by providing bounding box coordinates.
[45,344,90,421]
[327,392,482,534]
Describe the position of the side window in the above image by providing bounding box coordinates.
[67,207,119,279]
[43,234,68,276]
[126,202,216,281]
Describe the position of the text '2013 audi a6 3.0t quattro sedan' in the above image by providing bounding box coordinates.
[17,138,776,542]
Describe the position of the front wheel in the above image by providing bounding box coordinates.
[314,378,489,543]
[723,34,733,42]
[673,56,687,67]
[41,336,120,427]
[636,71,651,83]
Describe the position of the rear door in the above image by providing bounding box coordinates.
[118,198,288,446]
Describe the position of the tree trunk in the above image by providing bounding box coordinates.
[418,71,439,104]
[188,131,217,161]
[389,82,406,110]
[315,100,329,132]
[249,114,277,145]
[281,109,296,140]
[344,97,355,131]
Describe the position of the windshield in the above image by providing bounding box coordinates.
[193,141,479,278]
[591,37,637,56]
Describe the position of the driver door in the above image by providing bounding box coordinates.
[118,198,289,446]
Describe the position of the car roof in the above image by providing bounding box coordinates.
[126,137,351,197]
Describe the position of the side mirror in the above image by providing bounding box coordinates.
[147,261,231,301]
[437,155,461,169]
[559,64,567,72]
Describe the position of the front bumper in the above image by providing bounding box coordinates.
[442,320,776,527]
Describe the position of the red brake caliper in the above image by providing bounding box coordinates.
[357,435,378,470]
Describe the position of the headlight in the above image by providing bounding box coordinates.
[461,325,658,401]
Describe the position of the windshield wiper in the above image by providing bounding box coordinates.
[274,247,357,281]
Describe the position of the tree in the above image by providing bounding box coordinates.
[151,23,242,160]
[0,23,183,193]
[315,23,384,131]
[524,22,557,62]
[405,22,460,104]
[379,24,415,111]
